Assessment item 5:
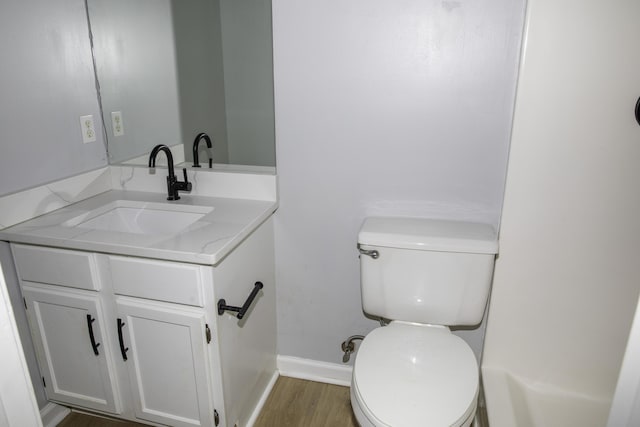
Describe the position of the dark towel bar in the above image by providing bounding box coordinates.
[217,282,264,320]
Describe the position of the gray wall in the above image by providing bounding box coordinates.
[0,0,107,196]
[0,0,109,409]
[0,0,527,409]
[272,0,526,363]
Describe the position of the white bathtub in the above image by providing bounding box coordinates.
[482,367,611,427]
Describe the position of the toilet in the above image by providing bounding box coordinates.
[351,217,498,427]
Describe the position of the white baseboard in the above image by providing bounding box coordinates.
[246,370,279,427]
[40,402,70,427]
[277,355,353,387]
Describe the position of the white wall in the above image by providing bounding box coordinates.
[482,0,640,424]
[0,0,107,196]
[272,0,525,363]
[608,292,640,427]
[0,243,46,408]
[0,261,42,427]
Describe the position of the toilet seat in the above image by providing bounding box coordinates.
[351,322,478,427]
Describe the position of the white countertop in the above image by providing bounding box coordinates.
[0,190,277,265]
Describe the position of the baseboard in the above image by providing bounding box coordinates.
[277,355,353,387]
[246,370,279,427]
[40,402,70,427]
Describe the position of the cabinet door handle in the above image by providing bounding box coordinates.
[117,318,129,361]
[86,314,100,356]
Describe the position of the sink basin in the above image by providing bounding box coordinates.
[63,200,214,235]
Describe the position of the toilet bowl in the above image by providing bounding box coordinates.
[352,217,498,427]
[350,322,478,427]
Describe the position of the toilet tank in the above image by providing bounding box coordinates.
[358,217,498,326]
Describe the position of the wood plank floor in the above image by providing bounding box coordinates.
[56,377,358,427]
[254,377,357,427]
[56,413,145,427]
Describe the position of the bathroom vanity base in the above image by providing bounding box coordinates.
[11,218,276,427]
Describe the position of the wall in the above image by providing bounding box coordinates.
[221,0,276,167]
[0,260,42,427]
[0,0,107,196]
[0,243,47,408]
[481,0,640,424]
[272,0,525,363]
[608,292,640,427]
[0,0,110,411]
[0,0,527,408]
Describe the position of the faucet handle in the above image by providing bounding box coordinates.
[182,168,192,192]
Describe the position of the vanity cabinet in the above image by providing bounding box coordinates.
[21,284,120,414]
[10,218,277,427]
[115,297,213,427]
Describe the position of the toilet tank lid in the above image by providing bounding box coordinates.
[358,217,498,254]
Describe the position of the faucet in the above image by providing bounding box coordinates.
[192,133,213,168]
[148,144,192,200]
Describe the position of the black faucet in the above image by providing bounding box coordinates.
[192,132,213,168]
[148,144,192,200]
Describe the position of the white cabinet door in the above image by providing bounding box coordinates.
[115,297,214,427]
[22,284,120,414]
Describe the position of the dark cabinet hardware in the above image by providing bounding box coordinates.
[217,282,264,319]
[117,318,129,361]
[86,314,101,356]
[205,324,212,344]
[635,96,640,126]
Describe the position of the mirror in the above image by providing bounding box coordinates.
[87,0,275,169]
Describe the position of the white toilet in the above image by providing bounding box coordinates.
[351,217,498,427]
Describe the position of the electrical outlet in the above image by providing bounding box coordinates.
[111,111,124,136]
[79,115,97,143]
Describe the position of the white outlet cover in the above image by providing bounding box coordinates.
[79,115,97,143]
[111,111,124,136]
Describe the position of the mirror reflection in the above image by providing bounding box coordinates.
[88,0,275,168]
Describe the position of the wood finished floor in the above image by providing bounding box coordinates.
[56,413,145,427]
[254,377,357,427]
[57,377,358,427]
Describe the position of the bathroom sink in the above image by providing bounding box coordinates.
[62,200,214,235]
